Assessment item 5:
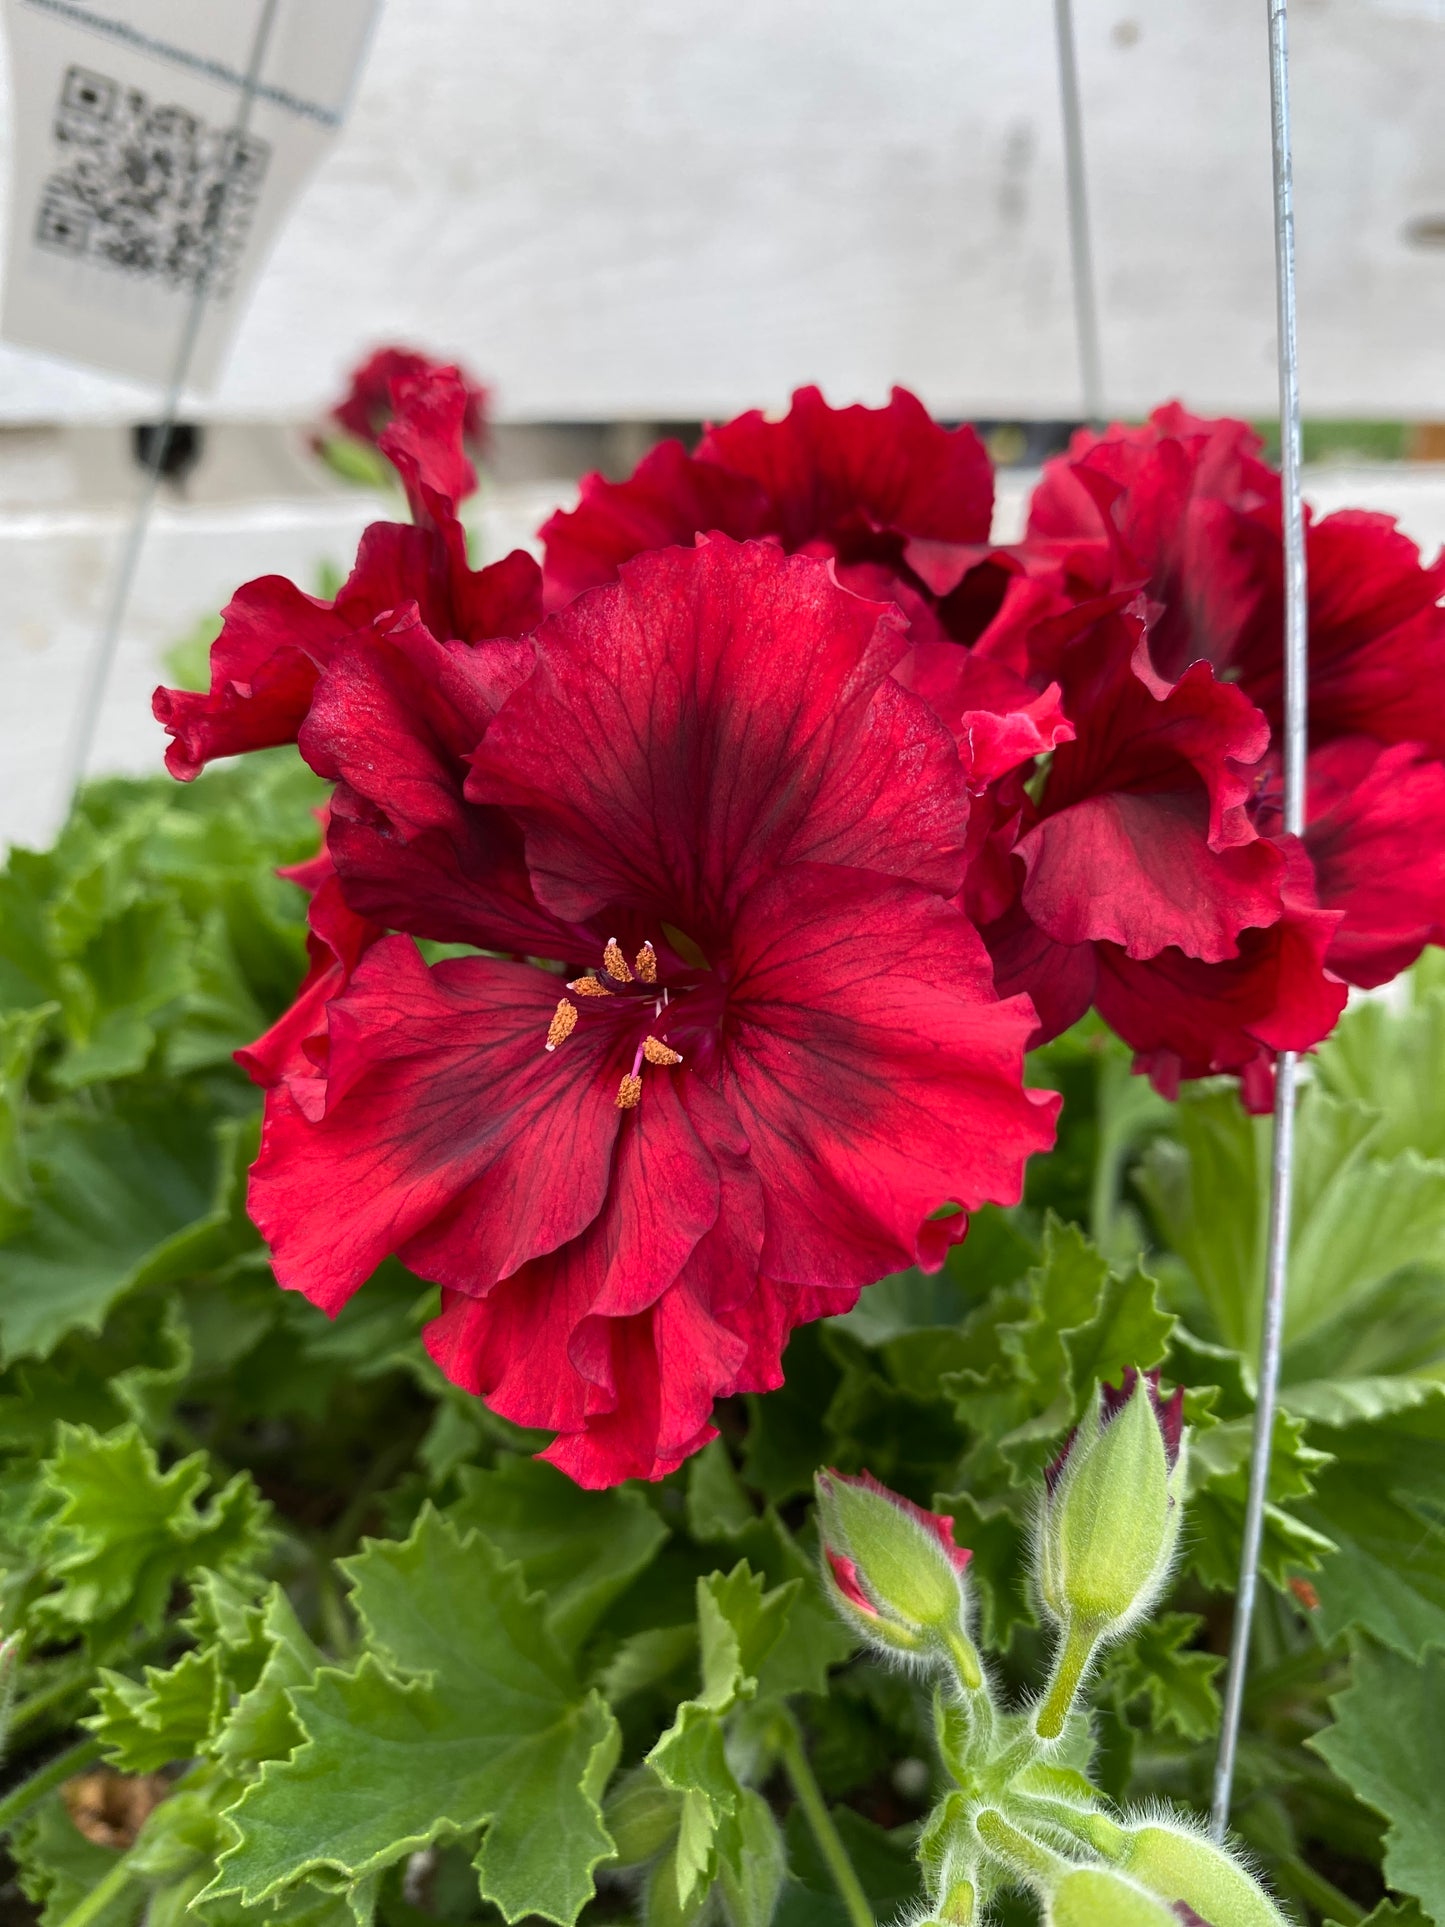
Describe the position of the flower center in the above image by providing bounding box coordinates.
[543,937,685,1109]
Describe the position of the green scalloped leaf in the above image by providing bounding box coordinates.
[445,1454,667,1656]
[34,1423,271,1653]
[647,1564,796,1909]
[1311,1641,1445,1924]
[208,1509,619,1926]
[88,1646,224,1771]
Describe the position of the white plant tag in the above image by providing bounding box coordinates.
[0,0,380,389]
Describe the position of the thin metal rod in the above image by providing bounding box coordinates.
[1211,0,1309,1837]
[1052,0,1104,423]
[59,0,282,804]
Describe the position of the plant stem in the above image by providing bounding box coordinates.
[1014,1794,1126,1861]
[1034,1619,1097,1740]
[324,1431,420,1558]
[315,1562,354,1661]
[985,1728,1041,1787]
[1271,1851,1366,1926]
[777,1716,873,1927]
[974,1809,1067,1885]
[50,1852,135,1927]
[8,1663,99,1742]
[0,1736,102,1834]
[944,1628,984,1694]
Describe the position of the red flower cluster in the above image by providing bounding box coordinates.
[1026,406,1445,1000]
[155,361,1057,1486]
[551,394,1444,1105]
[155,368,1443,1482]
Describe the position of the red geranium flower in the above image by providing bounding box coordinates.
[331,344,490,451]
[154,365,538,780]
[540,384,994,615]
[247,537,1058,1486]
[1026,405,1445,987]
[893,567,1347,1104]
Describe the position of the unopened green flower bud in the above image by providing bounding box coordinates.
[1112,1819,1287,1927]
[1034,1371,1188,1740]
[815,1469,982,1687]
[1038,1371,1186,1634]
[1045,1867,1181,1927]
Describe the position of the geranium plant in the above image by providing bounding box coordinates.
[0,355,1440,1927]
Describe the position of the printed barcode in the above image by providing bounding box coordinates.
[33,63,271,298]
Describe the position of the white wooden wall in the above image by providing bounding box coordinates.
[3,0,1445,852]
[0,0,1441,424]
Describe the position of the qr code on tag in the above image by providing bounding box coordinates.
[33,65,271,297]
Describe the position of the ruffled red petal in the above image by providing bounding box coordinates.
[1092,841,1346,1102]
[1013,606,1284,961]
[376,364,478,528]
[724,863,1058,1290]
[469,537,970,932]
[155,364,540,783]
[424,1077,767,1485]
[539,439,771,609]
[1026,407,1445,761]
[698,384,994,553]
[539,385,992,618]
[980,899,1097,1046]
[896,643,1073,789]
[296,608,579,956]
[236,843,382,1121]
[1302,736,1445,987]
[248,940,625,1314]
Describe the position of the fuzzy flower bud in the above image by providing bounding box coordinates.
[1096,1818,1287,1927]
[1045,1866,1191,1927]
[815,1469,982,1688]
[1033,1370,1187,1740]
[1038,1370,1186,1634]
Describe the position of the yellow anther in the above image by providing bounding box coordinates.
[615,1073,643,1110]
[603,939,633,982]
[545,999,578,1051]
[635,941,658,984]
[567,975,611,998]
[642,1035,682,1067]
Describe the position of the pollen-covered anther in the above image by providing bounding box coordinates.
[545,999,578,1051]
[567,975,611,998]
[635,941,658,984]
[603,938,633,983]
[615,1073,643,1110]
[642,1035,682,1067]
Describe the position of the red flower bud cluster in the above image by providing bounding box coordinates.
[330,344,490,453]
[152,370,1443,1483]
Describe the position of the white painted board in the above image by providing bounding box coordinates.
[0,0,1439,422]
